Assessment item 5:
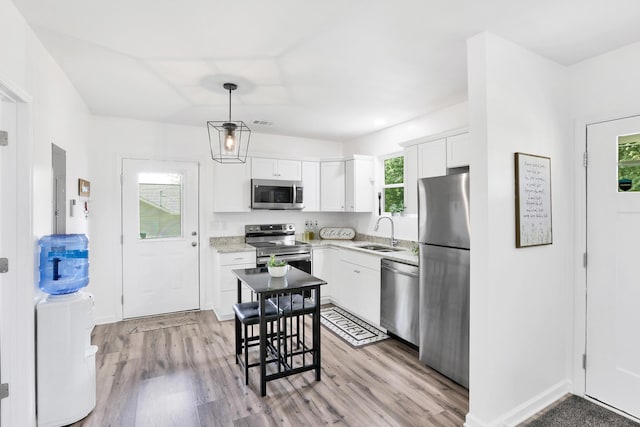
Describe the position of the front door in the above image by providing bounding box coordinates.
[586,115,640,419]
[122,159,200,318]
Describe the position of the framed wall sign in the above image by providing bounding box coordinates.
[514,152,552,248]
[78,178,91,197]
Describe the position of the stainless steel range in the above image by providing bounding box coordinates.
[245,223,312,273]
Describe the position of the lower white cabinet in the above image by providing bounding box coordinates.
[213,250,255,320]
[334,249,381,326]
[312,246,336,301]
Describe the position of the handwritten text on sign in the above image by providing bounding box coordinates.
[516,153,552,247]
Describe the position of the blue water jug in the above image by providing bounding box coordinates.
[38,234,89,295]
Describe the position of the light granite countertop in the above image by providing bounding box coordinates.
[210,236,418,266]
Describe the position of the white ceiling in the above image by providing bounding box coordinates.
[11,0,640,141]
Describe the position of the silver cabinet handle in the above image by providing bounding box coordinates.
[354,269,360,274]
[191,242,197,247]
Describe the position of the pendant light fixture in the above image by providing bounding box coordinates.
[207,82,251,163]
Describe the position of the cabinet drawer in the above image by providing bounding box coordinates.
[339,249,381,271]
[220,251,255,266]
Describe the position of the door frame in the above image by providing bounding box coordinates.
[119,156,205,319]
[573,112,640,414]
[0,76,35,426]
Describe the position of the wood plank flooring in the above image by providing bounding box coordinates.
[71,310,468,427]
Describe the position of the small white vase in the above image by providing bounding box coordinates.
[268,265,288,277]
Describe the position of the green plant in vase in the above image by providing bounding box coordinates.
[267,254,288,277]
[268,254,286,267]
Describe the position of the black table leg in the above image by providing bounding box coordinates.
[314,285,321,381]
[235,278,242,364]
[259,294,267,397]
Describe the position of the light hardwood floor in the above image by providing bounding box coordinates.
[71,310,468,427]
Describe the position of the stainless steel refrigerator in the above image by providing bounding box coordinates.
[418,172,470,388]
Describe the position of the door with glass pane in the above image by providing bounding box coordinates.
[122,159,199,318]
[586,116,640,419]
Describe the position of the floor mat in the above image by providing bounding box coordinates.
[125,311,198,334]
[320,306,388,347]
[520,395,639,426]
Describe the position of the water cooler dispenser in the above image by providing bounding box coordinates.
[36,234,98,427]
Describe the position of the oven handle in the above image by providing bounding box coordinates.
[257,253,312,264]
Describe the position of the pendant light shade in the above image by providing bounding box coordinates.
[207,82,251,163]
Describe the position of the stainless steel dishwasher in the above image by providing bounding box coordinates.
[380,259,420,346]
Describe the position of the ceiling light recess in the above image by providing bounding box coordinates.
[207,82,251,164]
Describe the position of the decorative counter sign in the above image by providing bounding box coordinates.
[514,152,552,248]
[319,227,356,240]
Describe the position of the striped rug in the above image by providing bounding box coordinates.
[320,306,388,347]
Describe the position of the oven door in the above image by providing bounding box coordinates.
[257,253,312,274]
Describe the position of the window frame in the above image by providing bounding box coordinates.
[380,152,405,214]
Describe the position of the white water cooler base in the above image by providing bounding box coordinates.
[36,291,97,427]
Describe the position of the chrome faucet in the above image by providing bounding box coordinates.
[374,216,398,247]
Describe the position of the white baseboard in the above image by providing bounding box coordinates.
[94,314,120,325]
[465,379,571,427]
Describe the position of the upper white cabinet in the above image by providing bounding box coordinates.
[403,145,419,215]
[418,138,447,178]
[213,159,251,212]
[302,161,320,211]
[345,157,374,212]
[320,161,345,211]
[252,157,302,181]
[446,132,471,168]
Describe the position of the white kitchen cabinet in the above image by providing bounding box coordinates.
[212,250,256,320]
[334,249,381,326]
[213,159,252,212]
[302,161,320,211]
[312,246,336,301]
[252,157,302,181]
[418,138,447,178]
[345,157,374,212]
[403,145,419,214]
[446,132,471,168]
[320,161,345,211]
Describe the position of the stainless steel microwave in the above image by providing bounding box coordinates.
[251,179,304,210]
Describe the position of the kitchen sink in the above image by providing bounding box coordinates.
[356,244,402,252]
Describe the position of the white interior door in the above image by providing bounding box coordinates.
[586,115,640,419]
[122,159,200,318]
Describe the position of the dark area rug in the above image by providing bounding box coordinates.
[520,395,639,427]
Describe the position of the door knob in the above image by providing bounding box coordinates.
[191,242,197,247]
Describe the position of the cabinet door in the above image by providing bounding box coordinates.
[404,145,419,214]
[302,161,320,211]
[276,159,302,181]
[418,138,447,178]
[312,247,334,299]
[345,160,355,211]
[353,159,373,212]
[213,159,251,212]
[339,260,381,326]
[251,157,277,179]
[446,132,471,168]
[320,161,345,211]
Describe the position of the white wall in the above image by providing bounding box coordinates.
[344,102,468,157]
[465,32,574,426]
[88,116,345,323]
[0,0,93,425]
